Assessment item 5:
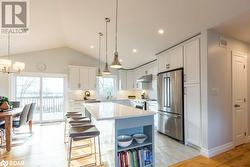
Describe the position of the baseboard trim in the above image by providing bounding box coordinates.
[201,142,234,158]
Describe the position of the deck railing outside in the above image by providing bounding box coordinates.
[16,96,64,121]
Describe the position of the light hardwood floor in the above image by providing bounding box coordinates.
[171,143,250,167]
[0,122,199,167]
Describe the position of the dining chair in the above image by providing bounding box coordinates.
[0,121,4,147]
[26,103,36,133]
[13,104,31,130]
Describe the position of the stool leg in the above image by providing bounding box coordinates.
[94,137,97,165]
[64,118,67,143]
[98,136,102,165]
[68,137,73,167]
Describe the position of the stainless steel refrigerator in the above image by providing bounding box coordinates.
[157,68,184,143]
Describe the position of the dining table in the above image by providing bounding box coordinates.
[0,108,23,151]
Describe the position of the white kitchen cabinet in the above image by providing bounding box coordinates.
[79,68,89,90]
[126,70,134,89]
[88,67,97,90]
[118,70,127,90]
[158,46,183,73]
[184,39,200,84]
[69,66,96,90]
[69,67,80,90]
[118,70,135,90]
[184,84,201,147]
[147,101,158,129]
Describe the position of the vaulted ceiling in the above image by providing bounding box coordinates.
[0,0,250,68]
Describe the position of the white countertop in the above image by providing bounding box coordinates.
[84,102,155,120]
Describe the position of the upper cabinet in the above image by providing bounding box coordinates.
[158,46,183,73]
[126,70,135,90]
[184,39,200,84]
[118,62,157,91]
[118,70,134,90]
[69,67,81,90]
[118,70,127,90]
[68,66,96,90]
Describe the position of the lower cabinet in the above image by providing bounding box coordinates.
[147,101,158,130]
[184,84,201,147]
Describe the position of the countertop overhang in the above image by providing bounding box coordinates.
[84,102,155,121]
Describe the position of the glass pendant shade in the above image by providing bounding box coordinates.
[96,32,103,78]
[110,0,122,69]
[13,62,25,72]
[0,33,25,74]
[103,18,111,75]
[102,62,111,75]
[110,51,122,69]
[96,67,103,77]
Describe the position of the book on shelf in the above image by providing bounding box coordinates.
[118,147,152,167]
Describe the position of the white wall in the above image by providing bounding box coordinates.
[0,47,103,96]
[206,30,250,149]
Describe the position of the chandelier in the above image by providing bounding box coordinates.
[0,33,25,74]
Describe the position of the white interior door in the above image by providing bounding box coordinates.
[232,51,247,146]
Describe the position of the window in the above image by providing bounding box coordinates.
[97,76,117,100]
[12,74,66,123]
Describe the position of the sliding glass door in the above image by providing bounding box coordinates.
[42,77,64,121]
[14,74,66,123]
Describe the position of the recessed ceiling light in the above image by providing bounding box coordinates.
[90,45,94,49]
[119,59,123,62]
[158,29,164,35]
[132,49,137,53]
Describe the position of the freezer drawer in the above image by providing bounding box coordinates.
[158,111,183,142]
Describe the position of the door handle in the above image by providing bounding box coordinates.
[234,104,240,108]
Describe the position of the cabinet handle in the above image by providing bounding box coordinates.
[78,83,81,88]
[166,64,170,69]
[184,74,187,82]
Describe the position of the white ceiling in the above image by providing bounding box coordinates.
[213,11,250,44]
[1,0,250,68]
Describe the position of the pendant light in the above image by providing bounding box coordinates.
[110,0,122,69]
[0,33,25,74]
[96,32,103,77]
[102,18,112,75]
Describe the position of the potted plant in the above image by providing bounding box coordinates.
[0,96,10,111]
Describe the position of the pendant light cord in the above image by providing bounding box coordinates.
[8,32,10,60]
[98,33,102,68]
[105,18,109,63]
[115,0,118,52]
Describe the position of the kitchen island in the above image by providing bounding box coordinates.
[84,102,155,167]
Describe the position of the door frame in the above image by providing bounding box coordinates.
[232,50,248,147]
[10,72,68,124]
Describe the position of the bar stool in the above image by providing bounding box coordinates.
[64,112,83,143]
[68,125,102,167]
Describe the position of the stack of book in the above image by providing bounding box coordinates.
[118,147,152,167]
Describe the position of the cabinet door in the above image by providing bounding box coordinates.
[158,46,183,73]
[184,39,200,84]
[119,70,127,90]
[126,70,134,90]
[79,67,89,90]
[184,84,201,147]
[158,53,170,73]
[69,67,80,90]
[88,67,96,90]
[169,46,183,70]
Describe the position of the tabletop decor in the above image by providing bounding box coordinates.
[0,96,10,111]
